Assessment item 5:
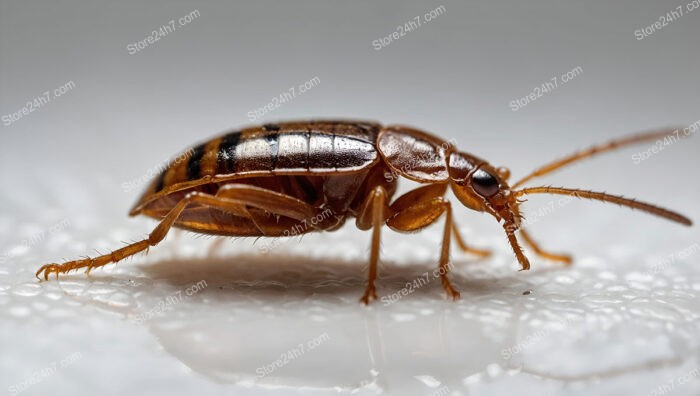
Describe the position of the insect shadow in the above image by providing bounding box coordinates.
[67,253,572,388]
[119,253,524,301]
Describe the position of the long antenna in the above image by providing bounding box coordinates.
[512,128,685,188]
[515,186,692,226]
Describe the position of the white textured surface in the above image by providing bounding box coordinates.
[1,168,698,396]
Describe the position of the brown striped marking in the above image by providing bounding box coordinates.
[135,121,381,213]
[214,122,379,176]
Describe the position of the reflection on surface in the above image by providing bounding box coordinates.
[131,255,520,393]
[10,246,700,395]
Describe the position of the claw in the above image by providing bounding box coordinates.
[448,289,461,301]
[360,288,378,305]
[443,284,461,301]
[36,263,60,281]
[440,277,461,301]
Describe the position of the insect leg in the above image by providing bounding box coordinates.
[355,186,392,305]
[35,192,258,280]
[215,184,337,230]
[386,196,460,300]
[519,228,572,265]
[438,202,460,300]
[451,222,492,257]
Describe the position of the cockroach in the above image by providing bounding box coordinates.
[36,120,692,303]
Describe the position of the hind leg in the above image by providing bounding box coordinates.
[215,183,335,229]
[519,228,572,265]
[36,187,334,280]
[36,192,258,280]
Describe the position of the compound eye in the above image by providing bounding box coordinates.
[471,169,500,197]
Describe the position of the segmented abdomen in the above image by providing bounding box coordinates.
[154,121,380,194]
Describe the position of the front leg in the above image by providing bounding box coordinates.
[386,184,460,300]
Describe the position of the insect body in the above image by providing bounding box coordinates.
[36,120,692,304]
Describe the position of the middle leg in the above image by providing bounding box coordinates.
[356,185,393,304]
